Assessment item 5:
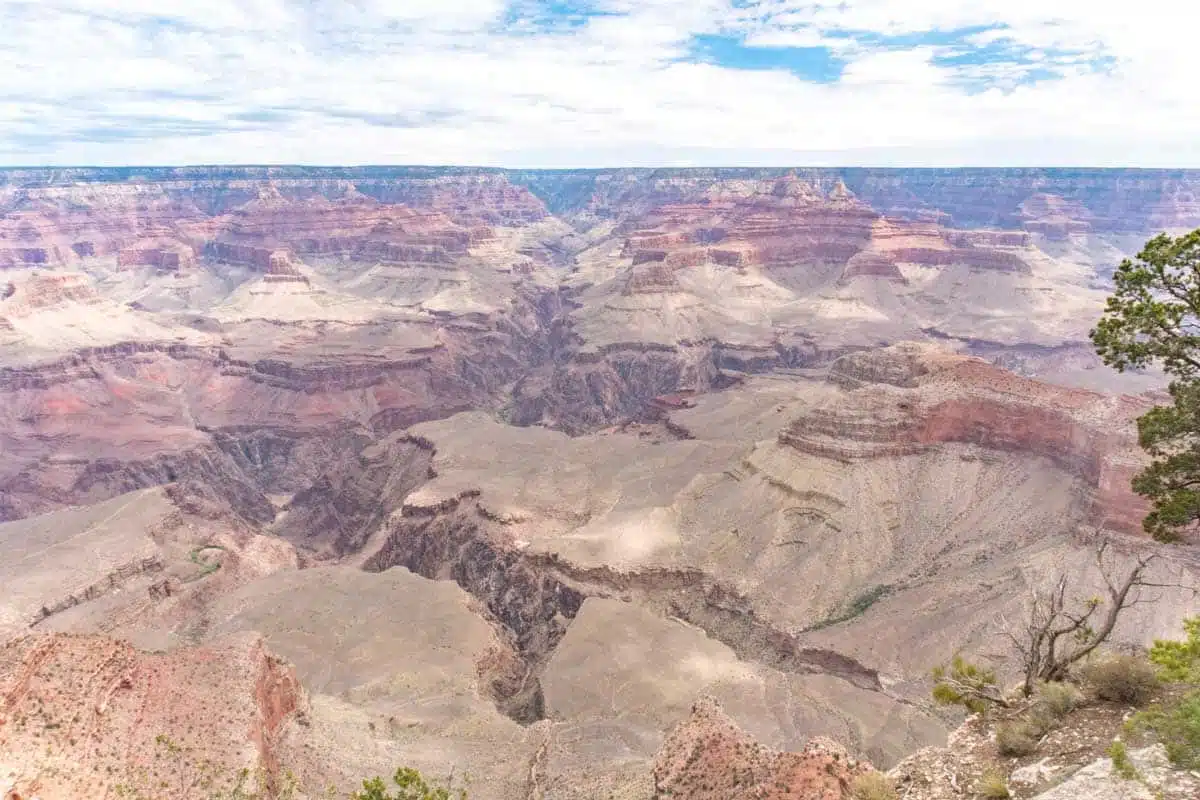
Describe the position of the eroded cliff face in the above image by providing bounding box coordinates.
[652,697,872,800]
[784,344,1153,534]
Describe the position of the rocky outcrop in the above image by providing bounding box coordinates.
[782,344,1152,533]
[1020,193,1094,239]
[0,632,304,800]
[1030,745,1199,800]
[0,272,99,317]
[0,174,542,273]
[611,178,1033,292]
[5,166,1200,233]
[652,697,870,800]
[116,240,197,271]
[887,705,1200,800]
[276,432,433,557]
[362,501,584,722]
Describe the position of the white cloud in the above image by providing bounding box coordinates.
[0,0,1197,166]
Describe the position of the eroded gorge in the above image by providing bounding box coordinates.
[2,167,1200,800]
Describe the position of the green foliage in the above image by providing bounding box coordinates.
[974,766,1010,799]
[1083,654,1159,705]
[182,545,227,583]
[1129,691,1200,770]
[1107,740,1141,781]
[1127,618,1200,769]
[1034,681,1084,718]
[805,585,892,631]
[351,767,467,800]
[1148,616,1200,682]
[1091,228,1200,541]
[931,656,1001,714]
[849,771,897,800]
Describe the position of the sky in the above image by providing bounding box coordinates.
[1,0,1198,168]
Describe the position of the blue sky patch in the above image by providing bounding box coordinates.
[687,34,846,83]
[932,35,1114,91]
[502,0,618,35]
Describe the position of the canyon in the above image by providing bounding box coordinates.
[1,167,1200,799]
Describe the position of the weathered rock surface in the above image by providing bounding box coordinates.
[1030,745,1199,800]
[652,697,870,800]
[887,711,1200,800]
[0,486,298,647]
[0,632,303,800]
[788,343,1154,534]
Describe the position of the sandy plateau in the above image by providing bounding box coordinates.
[1,167,1200,799]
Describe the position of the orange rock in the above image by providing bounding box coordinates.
[0,632,304,800]
[653,697,870,799]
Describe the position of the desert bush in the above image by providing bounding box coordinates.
[1107,740,1141,781]
[931,656,1005,713]
[1124,618,1200,769]
[995,721,1039,757]
[849,771,897,800]
[1023,703,1061,739]
[1129,690,1200,770]
[1149,616,1200,683]
[1083,654,1158,705]
[352,767,467,800]
[1034,681,1084,718]
[974,765,1010,799]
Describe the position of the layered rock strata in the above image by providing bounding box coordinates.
[786,344,1152,534]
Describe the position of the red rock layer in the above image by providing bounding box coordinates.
[0,632,303,800]
[616,178,1032,283]
[784,345,1153,534]
[0,177,545,272]
[117,240,197,271]
[0,193,210,270]
[624,261,682,295]
[652,696,870,800]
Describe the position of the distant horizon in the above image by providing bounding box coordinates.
[4,164,1200,173]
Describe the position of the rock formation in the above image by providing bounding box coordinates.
[0,166,1198,799]
[0,632,303,800]
[786,344,1152,533]
[652,697,871,799]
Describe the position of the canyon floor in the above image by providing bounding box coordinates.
[2,167,1200,799]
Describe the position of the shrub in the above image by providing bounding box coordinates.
[850,771,897,800]
[1035,681,1084,718]
[1083,654,1158,705]
[1022,703,1061,739]
[974,766,1010,799]
[995,722,1039,757]
[1149,616,1200,683]
[353,767,467,800]
[1129,690,1200,770]
[1107,740,1141,781]
[931,656,1002,714]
